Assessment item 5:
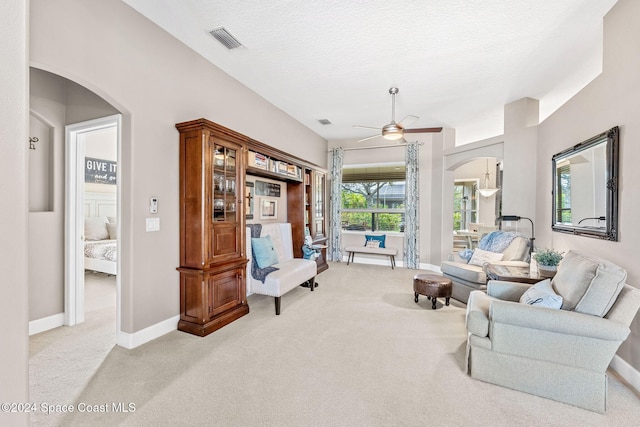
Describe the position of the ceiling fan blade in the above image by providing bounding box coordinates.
[353,125,381,130]
[357,134,381,143]
[398,115,419,128]
[403,127,443,134]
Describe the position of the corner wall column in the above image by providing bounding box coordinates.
[502,98,539,228]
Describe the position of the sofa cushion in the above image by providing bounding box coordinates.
[257,259,317,296]
[252,235,280,268]
[501,236,530,261]
[441,261,485,284]
[519,279,563,309]
[469,248,503,267]
[552,250,627,316]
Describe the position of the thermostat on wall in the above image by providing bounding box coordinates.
[150,197,158,214]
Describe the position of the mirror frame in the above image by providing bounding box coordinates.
[551,126,619,240]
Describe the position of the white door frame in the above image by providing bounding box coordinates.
[65,114,121,326]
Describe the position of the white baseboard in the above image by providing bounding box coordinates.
[610,354,640,394]
[116,315,179,349]
[29,313,64,336]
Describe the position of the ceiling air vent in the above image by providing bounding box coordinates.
[208,27,243,50]
[318,119,332,125]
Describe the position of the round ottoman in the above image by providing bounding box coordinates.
[413,273,452,310]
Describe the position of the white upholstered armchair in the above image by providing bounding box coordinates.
[465,250,640,412]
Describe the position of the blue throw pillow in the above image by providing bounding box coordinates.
[364,234,386,248]
[251,235,279,268]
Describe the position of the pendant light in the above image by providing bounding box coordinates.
[478,159,499,197]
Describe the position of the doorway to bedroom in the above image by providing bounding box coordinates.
[65,115,120,330]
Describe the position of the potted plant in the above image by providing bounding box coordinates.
[533,249,564,278]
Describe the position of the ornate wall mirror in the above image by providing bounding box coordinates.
[552,126,619,240]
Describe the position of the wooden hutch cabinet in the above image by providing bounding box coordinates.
[176,119,249,336]
[176,118,328,336]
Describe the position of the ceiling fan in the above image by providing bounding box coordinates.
[353,87,442,142]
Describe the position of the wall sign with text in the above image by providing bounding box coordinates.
[85,157,117,185]
[254,180,281,197]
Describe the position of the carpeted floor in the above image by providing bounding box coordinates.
[30,262,640,426]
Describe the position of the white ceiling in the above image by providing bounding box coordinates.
[123,0,618,144]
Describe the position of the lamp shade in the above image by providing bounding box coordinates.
[479,160,498,197]
[478,187,499,197]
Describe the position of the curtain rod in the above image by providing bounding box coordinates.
[329,142,424,152]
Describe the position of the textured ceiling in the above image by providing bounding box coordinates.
[123,0,618,144]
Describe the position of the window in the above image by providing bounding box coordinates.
[341,165,405,232]
[453,180,478,231]
[556,163,571,223]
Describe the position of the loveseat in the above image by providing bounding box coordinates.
[465,250,640,412]
[441,232,530,302]
[246,223,317,315]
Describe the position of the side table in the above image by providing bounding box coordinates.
[485,264,543,284]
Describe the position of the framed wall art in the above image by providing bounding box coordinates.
[259,197,278,220]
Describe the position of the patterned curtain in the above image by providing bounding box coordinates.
[328,148,344,262]
[404,142,420,269]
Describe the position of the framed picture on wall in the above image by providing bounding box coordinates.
[259,198,277,220]
[245,182,254,220]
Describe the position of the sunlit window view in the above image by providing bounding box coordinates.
[341,165,405,232]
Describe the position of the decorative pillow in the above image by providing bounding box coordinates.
[552,250,627,316]
[84,217,109,241]
[364,234,386,248]
[106,222,117,240]
[468,248,503,267]
[365,240,380,248]
[251,235,280,269]
[519,279,563,309]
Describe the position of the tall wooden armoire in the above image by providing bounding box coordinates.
[176,119,249,336]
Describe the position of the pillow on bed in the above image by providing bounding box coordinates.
[85,217,109,241]
[106,222,117,240]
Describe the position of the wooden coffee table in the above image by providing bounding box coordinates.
[485,264,543,284]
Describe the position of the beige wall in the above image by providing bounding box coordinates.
[30,0,327,335]
[535,0,640,371]
[0,0,29,424]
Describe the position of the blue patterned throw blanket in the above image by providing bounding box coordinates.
[247,224,279,282]
[459,231,519,263]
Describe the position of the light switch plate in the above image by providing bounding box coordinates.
[146,217,160,232]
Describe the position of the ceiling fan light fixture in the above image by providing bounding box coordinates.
[382,123,404,140]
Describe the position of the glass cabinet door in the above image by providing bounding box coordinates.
[314,173,325,237]
[212,144,237,223]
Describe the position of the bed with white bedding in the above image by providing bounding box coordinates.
[84,211,117,275]
[84,239,117,275]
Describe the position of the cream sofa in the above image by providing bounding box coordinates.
[465,250,640,412]
[441,234,530,302]
[246,223,317,315]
